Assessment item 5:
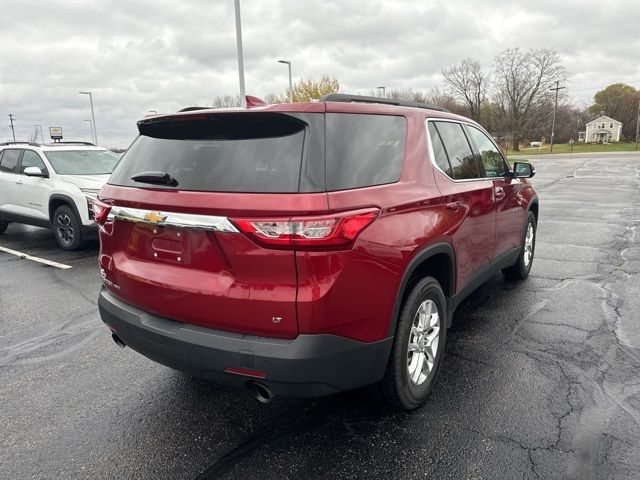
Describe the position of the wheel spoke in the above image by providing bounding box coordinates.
[407,299,441,385]
[411,352,426,383]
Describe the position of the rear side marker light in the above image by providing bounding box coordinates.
[224,367,267,379]
[231,209,379,249]
[92,199,112,225]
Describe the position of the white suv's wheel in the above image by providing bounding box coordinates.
[53,205,85,251]
[0,221,8,234]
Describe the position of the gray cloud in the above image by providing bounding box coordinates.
[1,0,639,146]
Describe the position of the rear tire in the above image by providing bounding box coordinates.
[379,276,447,410]
[0,221,8,234]
[502,211,536,280]
[53,205,85,251]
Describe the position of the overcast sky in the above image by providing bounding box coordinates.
[1,0,639,147]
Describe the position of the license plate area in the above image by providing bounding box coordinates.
[147,225,189,264]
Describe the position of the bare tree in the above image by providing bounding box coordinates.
[493,48,567,150]
[442,58,486,122]
[388,89,430,104]
[28,127,39,143]
[211,95,241,108]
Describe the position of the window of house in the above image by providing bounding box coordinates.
[610,123,613,128]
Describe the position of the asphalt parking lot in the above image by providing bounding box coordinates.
[1,152,639,480]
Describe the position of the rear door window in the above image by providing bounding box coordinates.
[427,122,453,177]
[109,112,321,193]
[326,113,405,191]
[432,122,480,180]
[466,126,507,178]
[0,149,22,173]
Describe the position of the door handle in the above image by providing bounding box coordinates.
[445,201,461,212]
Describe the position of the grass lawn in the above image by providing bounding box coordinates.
[508,142,639,156]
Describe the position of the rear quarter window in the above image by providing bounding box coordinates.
[326,113,406,191]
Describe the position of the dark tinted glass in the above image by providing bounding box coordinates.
[21,150,48,173]
[466,126,506,178]
[110,113,311,193]
[434,122,479,180]
[0,149,21,173]
[326,113,405,191]
[427,122,452,177]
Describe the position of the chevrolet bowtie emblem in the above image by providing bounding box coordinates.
[144,211,167,224]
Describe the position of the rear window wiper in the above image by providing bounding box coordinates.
[131,171,178,186]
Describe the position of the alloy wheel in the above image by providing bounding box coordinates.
[407,299,440,385]
[56,214,75,245]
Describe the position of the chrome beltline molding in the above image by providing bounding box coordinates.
[107,206,239,232]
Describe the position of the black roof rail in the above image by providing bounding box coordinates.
[47,141,96,146]
[0,141,40,147]
[177,107,210,112]
[321,93,450,113]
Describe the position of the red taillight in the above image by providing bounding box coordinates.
[92,199,112,225]
[231,209,379,249]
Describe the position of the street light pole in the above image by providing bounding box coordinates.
[278,60,293,102]
[79,91,98,145]
[234,0,247,108]
[84,120,94,144]
[549,80,565,153]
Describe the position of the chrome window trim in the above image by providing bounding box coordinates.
[425,118,511,183]
[107,206,239,232]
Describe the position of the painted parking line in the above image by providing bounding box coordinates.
[0,246,72,270]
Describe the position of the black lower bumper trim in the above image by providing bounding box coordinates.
[98,289,393,397]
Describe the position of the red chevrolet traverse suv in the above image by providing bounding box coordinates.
[96,94,537,409]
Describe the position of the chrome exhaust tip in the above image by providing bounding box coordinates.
[252,382,274,404]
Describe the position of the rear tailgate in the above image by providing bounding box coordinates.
[98,111,327,339]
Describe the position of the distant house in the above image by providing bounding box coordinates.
[578,115,622,143]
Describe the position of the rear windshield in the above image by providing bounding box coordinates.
[109,113,318,193]
[109,111,406,193]
[44,150,120,175]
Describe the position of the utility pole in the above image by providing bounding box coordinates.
[234,0,246,108]
[8,114,16,141]
[549,81,565,153]
[635,98,640,151]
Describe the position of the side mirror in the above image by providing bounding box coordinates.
[512,162,535,178]
[23,166,48,177]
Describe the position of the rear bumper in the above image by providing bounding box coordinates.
[98,288,393,397]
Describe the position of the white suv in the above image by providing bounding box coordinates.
[0,142,120,250]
